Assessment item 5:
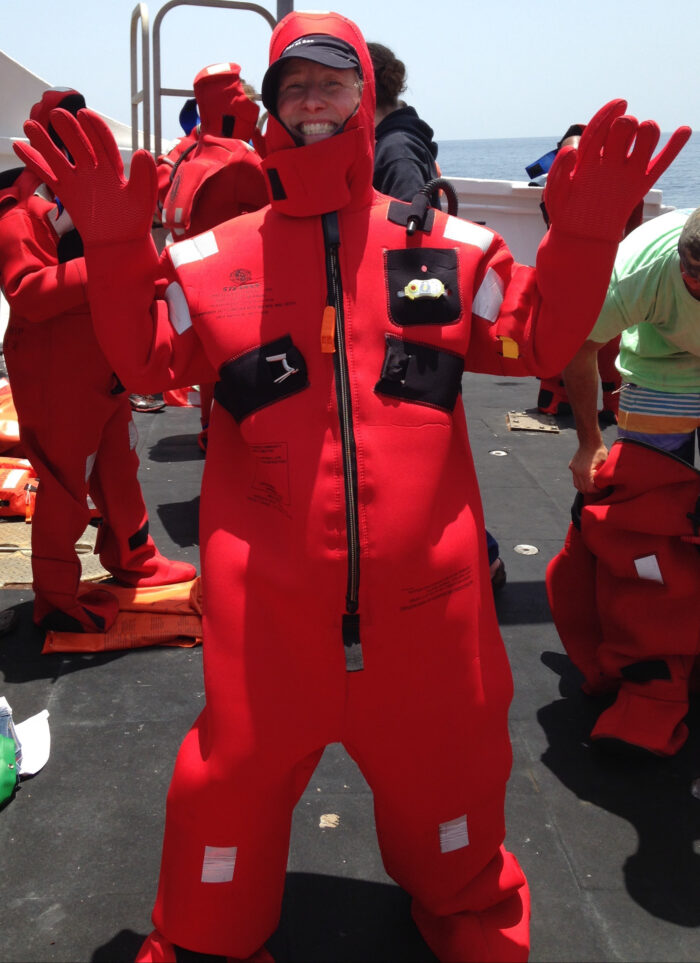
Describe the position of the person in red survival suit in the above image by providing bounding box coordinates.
[0,88,195,633]
[546,208,700,757]
[157,62,269,449]
[546,439,700,757]
[15,13,689,961]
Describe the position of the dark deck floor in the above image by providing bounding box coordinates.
[1,374,698,963]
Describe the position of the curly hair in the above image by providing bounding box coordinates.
[367,42,407,111]
[678,207,700,264]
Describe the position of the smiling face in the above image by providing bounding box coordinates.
[276,58,362,145]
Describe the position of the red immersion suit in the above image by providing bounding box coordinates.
[23,15,686,962]
[537,200,644,419]
[157,63,268,442]
[547,439,700,756]
[0,90,195,632]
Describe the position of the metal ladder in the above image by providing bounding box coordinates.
[130,0,294,159]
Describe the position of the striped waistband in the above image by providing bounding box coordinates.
[618,384,700,435]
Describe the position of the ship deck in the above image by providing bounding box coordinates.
[1,373,698,963]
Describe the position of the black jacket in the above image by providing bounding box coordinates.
[373,106,439,202]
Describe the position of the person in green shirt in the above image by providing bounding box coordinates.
[564,207,700,493]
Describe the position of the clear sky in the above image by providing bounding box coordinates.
[3,0,699,142]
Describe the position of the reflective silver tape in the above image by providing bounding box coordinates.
[472,267,504,323]
[439,815,469,853]
[85,451,96,482]
[169,230,219,268]
[201,845,237,883]
[165,282,193,335]
[443,216,492,253]
[634,554,664,584]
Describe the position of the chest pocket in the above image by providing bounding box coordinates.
[375,335,463,412]
[214,334,309,423]
[385,247,461,327]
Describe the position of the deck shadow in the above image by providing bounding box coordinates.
[147,433,204,463]
[268,872,438,961]
[538,651,700,927]
[91,875,438,963]
[156,495,200,549]
[0,598,152,683]
[493,578,552,625]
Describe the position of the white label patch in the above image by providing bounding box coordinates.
[439,814,469,853]
[169,231,219,268]
[165,282,193,335]
[206,62,232,75]
[634,554,664,584]
[201,845,237,883]
[472,267,504,323]
[443,216,492,253]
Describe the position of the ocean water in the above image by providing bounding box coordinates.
[437,133,700,211]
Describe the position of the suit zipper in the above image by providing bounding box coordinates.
[322,212,363,670]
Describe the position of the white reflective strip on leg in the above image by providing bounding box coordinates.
[443,216,492,252]
[169,231,219,268]
[201,845,237,883]
[85,452,97,482]
[634,554,664,584]
[439,815,469,853]
[165,282,193,335]
[174,207,183,224]
[472,267,504,323]
[128,419,138,451]
[3,469,25,489]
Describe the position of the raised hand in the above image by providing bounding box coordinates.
[544,99,691,242]
[14,108,157,246]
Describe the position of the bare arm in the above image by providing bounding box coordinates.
[563,339,609,493]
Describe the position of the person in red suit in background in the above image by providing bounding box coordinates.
[0,88,195,633]
[156,63,269,448]
[15,11,689,960]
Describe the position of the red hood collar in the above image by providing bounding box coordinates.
[262,11,375,217]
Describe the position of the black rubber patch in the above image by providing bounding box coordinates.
[215,335,309,422]
[266,167,287,201]
[375,335,463,412]
[621,660,672,683]
[128,520,149,551]
[342,613,364,672]
[387,199,435,234]
[385,247,461,326]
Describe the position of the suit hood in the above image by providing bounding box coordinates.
[261,11,375,217]
[194,63,260,144]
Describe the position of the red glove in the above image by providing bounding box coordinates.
[544,99,691,242]
[13,108,157,246]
